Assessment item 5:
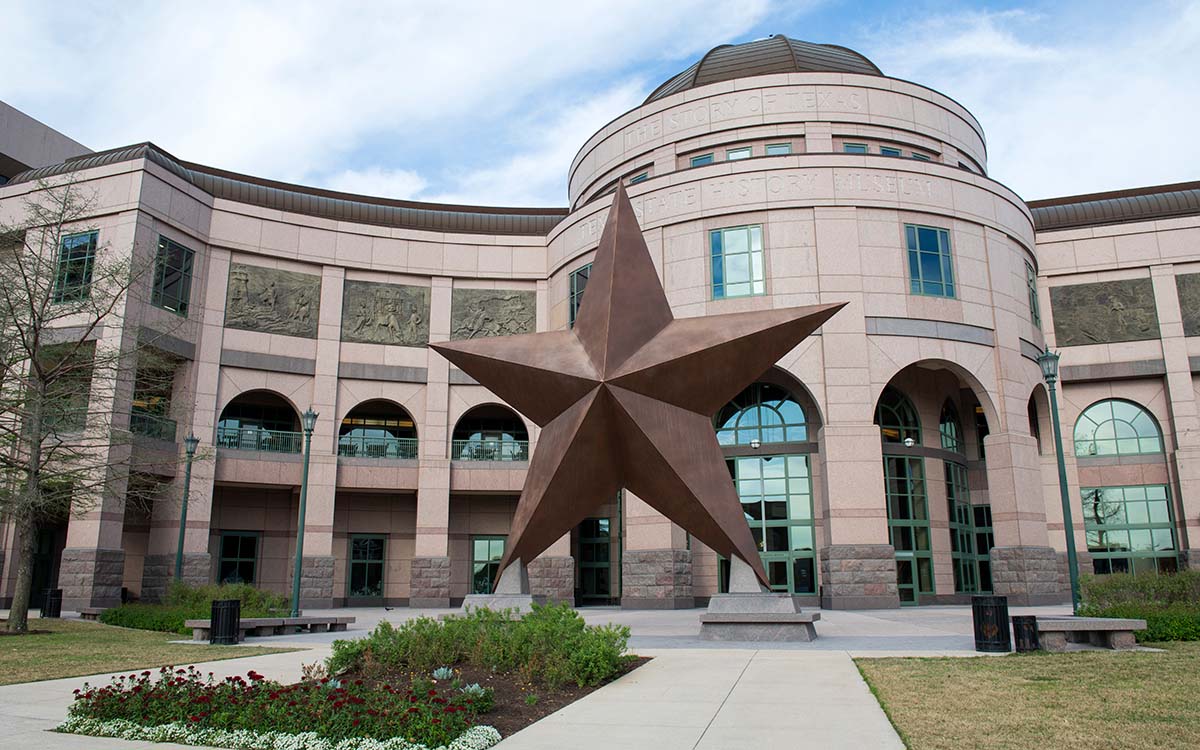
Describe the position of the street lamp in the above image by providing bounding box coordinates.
[174,434,201,581]
[1037,347,1081,614]
[290,408,318,618]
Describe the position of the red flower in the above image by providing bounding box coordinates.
[427,689,437,697]
[352,719,360,726]
[432,718,441,725]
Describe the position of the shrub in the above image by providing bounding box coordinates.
[1079,571,1200,642]
[99,581,291,634]
[68,665,494,748]
[329,603,633,689]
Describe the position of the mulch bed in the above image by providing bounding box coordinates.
[347,657,651,738]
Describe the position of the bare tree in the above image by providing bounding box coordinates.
[0,176,181,633]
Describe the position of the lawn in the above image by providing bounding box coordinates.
[0,618,296,685]
[856,642,1200,750]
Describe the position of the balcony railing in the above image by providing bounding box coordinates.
[338,434,418,460]
[451,438,529,462]
[216,425,303,454]
[130,408,178,442]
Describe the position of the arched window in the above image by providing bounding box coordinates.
[338,400,418,459]
[1073,400,1163,458]
[217,391,301,453]
[1027,394,1042,453]
[939,401,963,453]
[714,383,807,446]
[875,386,920,445]
[452,405,529,461]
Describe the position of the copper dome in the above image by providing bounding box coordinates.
[644,35,882,104]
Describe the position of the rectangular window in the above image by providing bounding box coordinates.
[151,236,195,316]
[946,463,993,594]
[218,531,258,584]
[1025,261,1041,328]
[880,146,902,157]
[628,172,648,184]
[1083,485,1178,575]
[911,153,931,161]
[905,224,955,298]
[722,454,816,594]
[765,143,792,156]
[710,225,765,299]
[471,536,506,594]
[349,535,385,598]
[843,143,868,154]
[690,153,714,167]
[569,263,591,328]
[884,455,934,604]
[726,147,752,161]
[53,231,98,302]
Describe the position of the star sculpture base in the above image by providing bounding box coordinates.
[699,557,820,642]
[461,559,534,615]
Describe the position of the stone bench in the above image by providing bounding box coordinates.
[1036,616,1146,651]
[185,615,354,642]
[79,607,105,621]
[700,611,821,642]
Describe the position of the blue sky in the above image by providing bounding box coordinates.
[3,0,1198,204]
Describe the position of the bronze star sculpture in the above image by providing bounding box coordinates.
[431,184,843,586]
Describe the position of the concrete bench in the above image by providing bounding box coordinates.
[185,615,355,642]
[1036,616,1146,651]
[79,607,105,621]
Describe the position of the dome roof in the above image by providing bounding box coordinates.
[644,35,882,104]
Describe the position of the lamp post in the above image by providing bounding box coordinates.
[291,408,318,618]
[174,434,200,581]
[1037,347,1081,614]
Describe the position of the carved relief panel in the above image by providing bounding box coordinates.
[1176,274,1200,337]
[341,280,431,346]
[1049,278,1160,347]
[224,263,321,338]
[450,289,536,340]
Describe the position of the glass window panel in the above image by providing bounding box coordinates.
[792,558,815,593]
[691,153,714,167]
[766,143,792,155]
[727,282,750,297]
[1129,529,1154,551]
[726,147,752,160]
[880,146,902,156]
[1148,501,1170,524]
[791,526,814,551]
[1125,502,1149,524]
[1151,528,1174,551]
[764,500,788,520]
[843,143,868,154]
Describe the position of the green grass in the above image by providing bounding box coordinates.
[856,642,1200,750]
[0,618,297,685]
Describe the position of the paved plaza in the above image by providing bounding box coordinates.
[0,604,1071,750]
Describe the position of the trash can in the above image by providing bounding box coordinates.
[971,595,1011,653]
[210,599,241,645]
[41,588,63,618]
[1012,615,1041,652]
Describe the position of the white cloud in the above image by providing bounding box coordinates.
[864,3,1200,199]
[0,0,774,204]
[321,167,428,201]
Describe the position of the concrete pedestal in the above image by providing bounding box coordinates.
[699,557,820,641]
[462,559,533,614]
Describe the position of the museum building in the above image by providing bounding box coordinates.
[2,35,1199,611]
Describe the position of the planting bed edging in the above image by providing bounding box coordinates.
[56,716,501,750]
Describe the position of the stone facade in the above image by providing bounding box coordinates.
[527,555,574,603]
[224,263,321,338]
[621,549,693,609]
[139,553,211,603]
[298,555,335,608]
[410,556,451,607]
[341,281,430,346]
[990,546,1063,605]
[818,545,899,609]
[59,547,124,609]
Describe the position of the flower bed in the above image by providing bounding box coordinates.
[60,666,500,750]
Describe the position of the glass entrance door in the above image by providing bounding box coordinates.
[578,518,612,603]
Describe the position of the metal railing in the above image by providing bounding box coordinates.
[337,435,418,460]
[130,408,178,441]
[216,425,303,454]
[450,438,529,462]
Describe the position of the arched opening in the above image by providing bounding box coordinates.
[451,404,529,461]
[1073,399,1164,458]
[877,386,921,445]
[874,385,931,605]
[713,378,818,596]
[338,400,418,459]
[217,390,302,453]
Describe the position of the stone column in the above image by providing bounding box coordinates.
[528,533,574,604]
[620,492,692,609]
[984,431,1060,605]
[411,277,453,607]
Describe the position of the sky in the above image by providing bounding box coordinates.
[2,0,1198,205]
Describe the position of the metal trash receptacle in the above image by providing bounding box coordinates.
[210,599,241,645]
[41,588,63,618]
[972,595,1011,653]
[1012,615,1040,652]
